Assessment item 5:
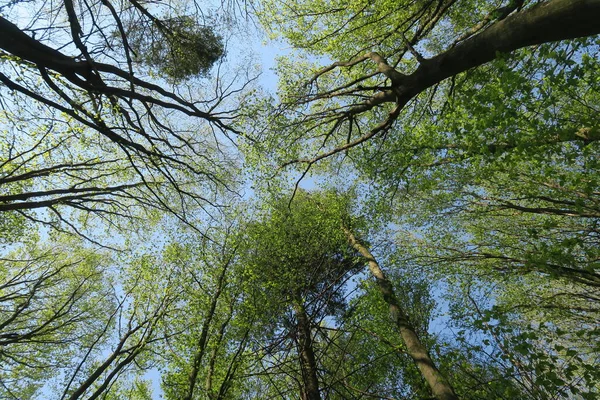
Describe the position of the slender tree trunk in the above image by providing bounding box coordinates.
[205,301,234,399]
[183,260,230,400]
[215,328,250,400]
[293,297,321,400]
[343,226,458,400]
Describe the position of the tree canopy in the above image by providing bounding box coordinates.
[1,0,599,399]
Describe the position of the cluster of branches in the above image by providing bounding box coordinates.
[0,240,176,399]
[0,0,255,239]
[260,0,600,169]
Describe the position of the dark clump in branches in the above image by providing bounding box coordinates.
[125,15,225,81]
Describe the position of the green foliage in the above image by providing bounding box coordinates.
[257,0,489,61]
[242,190,362,301]
[0,238,114,399]
[1,0,600,398]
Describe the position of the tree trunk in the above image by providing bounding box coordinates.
[293,298,321,400]
[343,226,458,400]
[183,260,230,400]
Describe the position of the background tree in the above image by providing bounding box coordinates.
[153,219,253,400]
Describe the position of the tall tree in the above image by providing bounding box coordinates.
[0,233,178,400]
[343,226,458,400]
[0,238,112,399]
[154,219,252,400]
[240,192,364,400]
